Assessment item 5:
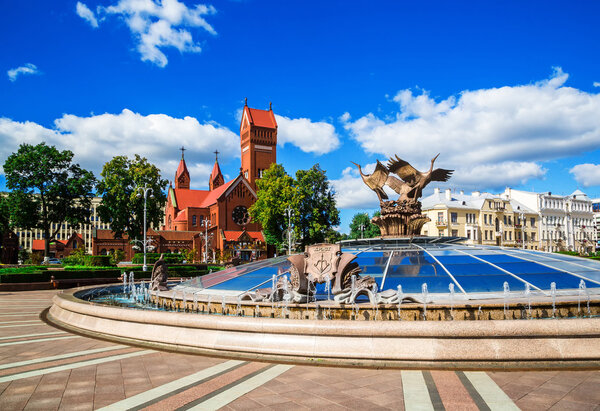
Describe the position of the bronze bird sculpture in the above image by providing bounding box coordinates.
[351,160,389,202]
[387,153,453,202]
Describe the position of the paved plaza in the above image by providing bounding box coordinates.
[0,290,599,410]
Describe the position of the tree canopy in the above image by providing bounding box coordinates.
[2,143,96,256]
[249,163,340,251]
[349,212,381,239]
[96,155,167,240]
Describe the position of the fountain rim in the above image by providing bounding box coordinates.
[43,284,600,370]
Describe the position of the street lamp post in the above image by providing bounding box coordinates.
[359,223,365,239]
[201,219,211,263]
[285,207,293,255]
[134,184,153,272]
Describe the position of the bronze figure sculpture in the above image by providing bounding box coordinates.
[150,254,169,291]
[354,153,454,237]
[387,153,453,202]
[351,160,389,202]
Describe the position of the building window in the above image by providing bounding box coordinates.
[503,216,507,225]
[192,215,197,226]
[485,231,488,240]
[508,216,512,225]
[467,231,471,239]
[530,217,535,227]
[451,212,458,223]
[484,214,487,225]
[509,231,512,240]
[452,230,458,237]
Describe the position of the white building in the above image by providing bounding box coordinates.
[15,197,111,253]
[593,198,600,250]
[503,188,595,253]
[421,188,539,249]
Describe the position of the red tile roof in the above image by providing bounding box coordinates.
[149,229,200,241]
[247,107,277,129]
[173,188,210,209]
[199,180,234,208]
[32,239,45,251]
[174,209,188,222]
[223,230,265,242]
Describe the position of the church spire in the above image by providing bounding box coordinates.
[174,146,190,189]
[209,149,224,191]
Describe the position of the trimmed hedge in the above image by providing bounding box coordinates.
[84,255,113,267]
[0,272,50,283]
[132,253,185,264]
[0,266,48,274]
[0,269,121,283]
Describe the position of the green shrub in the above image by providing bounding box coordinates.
[110,249,126,265]
[64,266,116,271]
[0,271,50,283]
[84,255,113,267]
[132,253,185,264]
[0,266,45,274]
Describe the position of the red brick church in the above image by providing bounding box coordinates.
[162,100,277,261]
[93,101,278,262]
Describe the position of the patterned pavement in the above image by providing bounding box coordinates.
[0,290,599,410]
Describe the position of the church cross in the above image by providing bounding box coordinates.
[180,146,186,159]
[214,150,219,161]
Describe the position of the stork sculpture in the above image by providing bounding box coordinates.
[350,160,389,202]
[387,153,453,202]
[352,153,454,237]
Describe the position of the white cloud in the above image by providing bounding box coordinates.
[76,2,99,28]
[0,109,239,190]
[342,68,600,190]
[77,0,217,67]
[594,82,600,88]
[569,163,600,187]
[275,115,340,155]
[7,63,39,82]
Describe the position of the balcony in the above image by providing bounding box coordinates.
[514,224,522,230]
[436,220,447,227]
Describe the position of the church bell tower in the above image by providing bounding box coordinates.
[240,99,277,189]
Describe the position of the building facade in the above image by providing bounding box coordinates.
[11,196,111,254]
[161,101,276,261]
[421,189,539,249]
[593,198,600,250]
[502,188,595,253]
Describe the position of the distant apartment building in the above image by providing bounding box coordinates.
[14,197,111,254]
[593,198,600,250]
[502,188,595,253]
[420,188,539,249]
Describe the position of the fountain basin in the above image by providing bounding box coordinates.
[46,285,600,369]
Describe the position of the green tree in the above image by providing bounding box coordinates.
[349,212,381,239]
[249,164,297,249]
[294,164,340,248]
[3,143,96,257]
[250,163,340,250]
[96,155,167,241]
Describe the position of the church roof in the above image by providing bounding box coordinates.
[174,209,188,222]
[246,106,277,129]
[210,160,222,182]
[175,157,189,180]
[199,179,235,208]
[222,230,265,242]
[173,188,210,210]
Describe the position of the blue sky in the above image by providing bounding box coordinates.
[1,0,600,233]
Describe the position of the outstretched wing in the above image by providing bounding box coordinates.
[430,168,454,182]
[370,160,389,188]
[385,175,406,195]
[387,155,418,183]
